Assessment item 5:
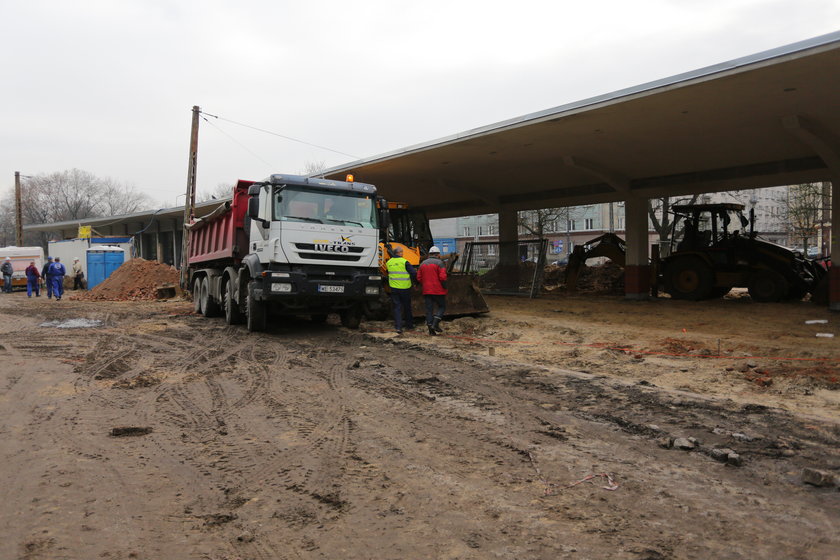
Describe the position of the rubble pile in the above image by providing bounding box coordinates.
[542,261,625,294]
[71,258,180,301]
[479,260,625,295]
[479,261,539,289]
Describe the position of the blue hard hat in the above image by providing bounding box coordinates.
[47,256,53,260]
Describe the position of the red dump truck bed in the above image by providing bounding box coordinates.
[187,180,253,266]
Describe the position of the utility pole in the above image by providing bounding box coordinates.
[14,172,22,246]
[179,105,200,289]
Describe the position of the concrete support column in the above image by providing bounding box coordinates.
[624,195,650,300]
[782,115,840,311]
[498,207,518,264]
[830,180,839,311]
[497,206,520,290]
[155,231,163,263]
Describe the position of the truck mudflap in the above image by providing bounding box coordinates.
[255,269,381,312]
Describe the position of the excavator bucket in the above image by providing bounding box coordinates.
[410,273,489,318]
[565,233,626,291]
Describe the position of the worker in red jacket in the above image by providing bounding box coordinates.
[416,246,447,335]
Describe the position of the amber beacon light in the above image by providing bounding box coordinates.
[345,174,354,182]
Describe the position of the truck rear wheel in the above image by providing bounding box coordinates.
[223,279,243,325]
[340,306,362,329]
[246,281,266,332]
[200,277,222,317]
[192,277,203,314]
[663,257,714,300]
[748,270,788,302]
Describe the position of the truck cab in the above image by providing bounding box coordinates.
[189,174,384,332]
[243,174,382,328]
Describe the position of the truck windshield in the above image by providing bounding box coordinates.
[274,187,376,228]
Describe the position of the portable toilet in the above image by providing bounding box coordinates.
[86,246,125,289]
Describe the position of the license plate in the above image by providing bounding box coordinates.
[318,285,344,293]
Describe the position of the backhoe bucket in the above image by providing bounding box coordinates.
[411,273,489,318]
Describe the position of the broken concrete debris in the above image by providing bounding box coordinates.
[801,468,837,488]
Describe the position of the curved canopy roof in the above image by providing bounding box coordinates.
[325,32,840,219]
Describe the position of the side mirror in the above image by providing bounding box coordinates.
[377,197,390,230]
[248,196,269,228]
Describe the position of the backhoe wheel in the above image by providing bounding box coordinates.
[340,306,362,329]
[748,270,788,302]
[663,257,714,300]
[200,277,221,317]
[246,281,266,332]
[223,279,243,325]
[193,277,203,314]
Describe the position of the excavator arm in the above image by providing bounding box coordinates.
[564,233,626,291]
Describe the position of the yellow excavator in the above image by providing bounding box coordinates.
[374,201,489,318]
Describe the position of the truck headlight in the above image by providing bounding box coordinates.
[369,275,382,281]
[365,285,380,295]
[271,282,293,293]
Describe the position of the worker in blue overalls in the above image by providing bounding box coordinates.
[42,257,54,298]
[49,257,67,301]
[25,261,41,297]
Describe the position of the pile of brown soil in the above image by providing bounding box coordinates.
[71,258,180,301]
[542,261,625,294]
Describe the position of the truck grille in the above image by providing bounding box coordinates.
[294,243,365,253]
[294,243,364,262]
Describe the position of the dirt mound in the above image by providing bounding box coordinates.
[479,261,624,295]
[71,258,180,301]
[543,261,624,294]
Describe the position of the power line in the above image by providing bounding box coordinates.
[200,116,276,169]
[200,110,361,159]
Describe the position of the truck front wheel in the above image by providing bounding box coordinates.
[246,281,266,332]
[340,306,362,329]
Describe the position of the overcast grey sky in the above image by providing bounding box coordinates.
[1,1,838,207]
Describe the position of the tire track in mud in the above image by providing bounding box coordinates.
[0,327,155,556]
[73,319,303,559]
[129,324,346,558]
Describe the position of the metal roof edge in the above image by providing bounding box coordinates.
[324,30,840,174]
[22,199,225,232]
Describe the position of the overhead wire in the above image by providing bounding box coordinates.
[200,115,277,169]
[200,110,361,160]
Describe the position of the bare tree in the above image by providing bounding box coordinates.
[783,182,827,254]
[0,196,16,246]
[648,195,700,243]
[197,182,235,202]
[0,169,154,249]
[100,177,154,215]
[302,160,326,177]
[517,207,569,239]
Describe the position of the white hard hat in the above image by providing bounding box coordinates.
[73,257,79,261]
[429,246,441,253]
